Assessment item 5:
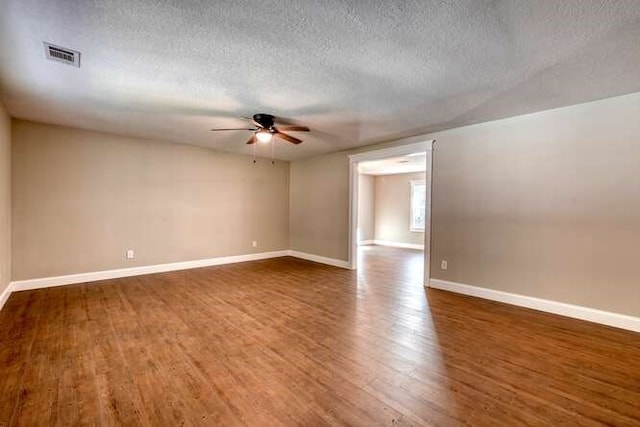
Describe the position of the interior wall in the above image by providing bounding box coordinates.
[289,91,640,317]
[12,120,290,280]
[374,172,425,246]
[357,173,375,242]
[430,92,640,317]
[0,102,10,296]
[289,151,349,260]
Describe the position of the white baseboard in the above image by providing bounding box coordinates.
[373,240,425,250]
[2,249,350,306]
[10,250,289,293]
[429,279,640,333]
[358,240,375,246]
[0,283,12,311]
[287,250,351,269]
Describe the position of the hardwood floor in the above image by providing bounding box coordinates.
[1,246,639,426]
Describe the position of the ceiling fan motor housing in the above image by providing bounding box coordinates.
[253,113,275,129]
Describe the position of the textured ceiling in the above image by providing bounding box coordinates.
[2,1,640,160]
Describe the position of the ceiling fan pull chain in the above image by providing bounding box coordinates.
[252,140,257,164]
[271,138,275,164]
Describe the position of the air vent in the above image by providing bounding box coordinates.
[44,42,80,67]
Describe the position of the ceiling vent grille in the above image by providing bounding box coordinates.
[44,43,80,67]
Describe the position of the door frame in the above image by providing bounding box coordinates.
[347,139,434,286]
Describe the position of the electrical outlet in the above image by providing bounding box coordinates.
[126,249,135,259]
[252,241,258,248]
[440,260,448,270]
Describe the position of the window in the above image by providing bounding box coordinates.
[410,180,426,232]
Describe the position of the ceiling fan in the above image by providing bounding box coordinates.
[210,113,310,145]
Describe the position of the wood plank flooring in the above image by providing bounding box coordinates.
[1,245,639,426]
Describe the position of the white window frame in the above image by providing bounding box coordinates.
[410,179,426,232]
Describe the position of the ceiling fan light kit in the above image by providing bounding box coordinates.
[255,130,273,143]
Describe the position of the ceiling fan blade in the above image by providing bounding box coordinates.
[272,116,300,125]
[275,125,310,132]
[246,134,257,145]
[210,128,256,131]
[241,116,263,129]
[274,132,303,144]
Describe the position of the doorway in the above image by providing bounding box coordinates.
[348,140,434,285]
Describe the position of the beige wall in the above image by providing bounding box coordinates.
[357,173,375,242]
[8,91,640,316]
[289,143,412,260]
[289,152,349,260]
[289,92,640,317]
[12,120,290,280]
[0,102,10,296]
[430,92,640,317]
[374,172,425,246]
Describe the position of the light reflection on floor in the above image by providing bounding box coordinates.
[354,244,453,414]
